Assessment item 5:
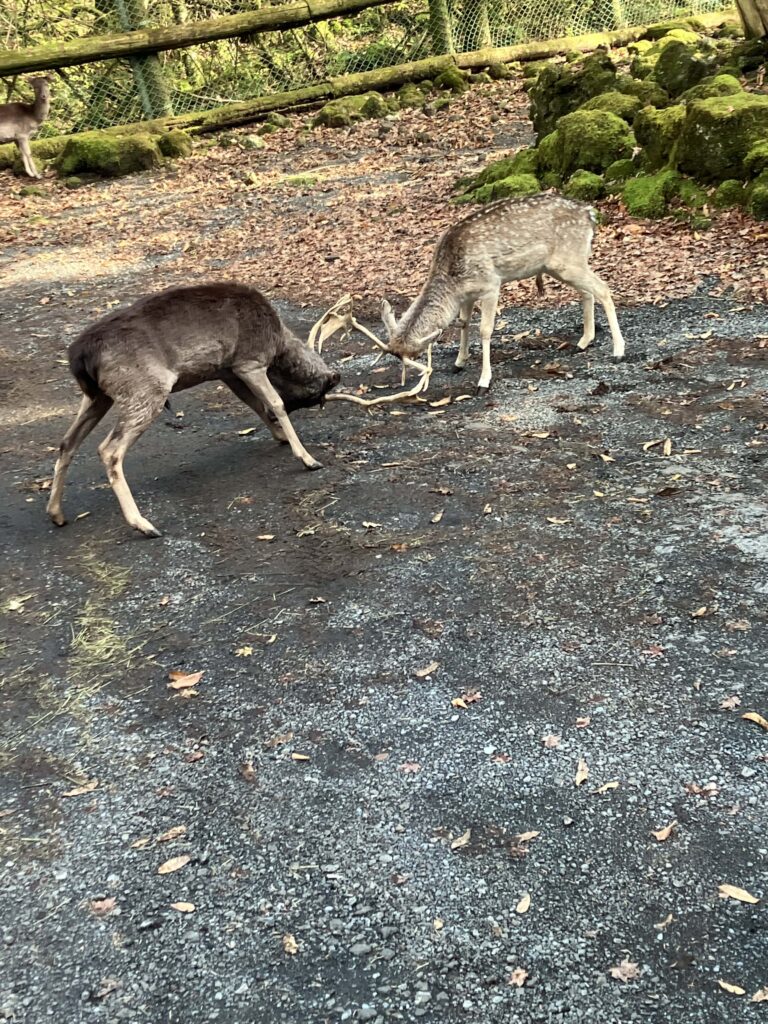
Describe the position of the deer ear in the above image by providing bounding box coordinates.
[381,299,397,338]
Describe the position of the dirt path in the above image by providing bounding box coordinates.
[1,83,768,1023]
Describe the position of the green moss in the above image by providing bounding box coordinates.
[19,184,46,197]
[469,71,493,84]
[433,97,451,112]
[528,50,617,137]
[646,18,705,39]
[747,170,768,220]
[581,90,641,123]
[396,83,425,108]
[745,141,768,177]
[360,92,390,118]
[458,152,541,202]
[605,158,637,183]
[241,134,267,150]
[488,63,512,80]
[675,177,707,208]
[630,30,700,80]
[615,74,669,108]
[731,38,768,73]
[677,93,768,181]
[435,68,469,94]
[266,112,291,128]
[0,136,62,172]
[540,170,562,189]
[652,39,717,97]
[540,110,634,178]
[157,129,193,158]
[487,173,540,200]
[283,173,319,187]
[713,179,746,207]
[522,60,550,79]
[257,123,279,135]
[418,80,434,93]
[313,92,385,127]
[634,104,685,169]
[56,131,162,178]
[679,73,742,102]
[63,176,84,189]
[622,169,680,217]
[564,170,604,200]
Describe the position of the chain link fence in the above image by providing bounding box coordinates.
[1,0,733,136]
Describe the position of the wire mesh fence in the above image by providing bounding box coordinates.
[1,0,733,136]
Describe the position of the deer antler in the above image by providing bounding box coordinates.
[326,344,433,407]
[307,293,354,352]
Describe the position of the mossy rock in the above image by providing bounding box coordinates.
[747,170,768,219]
[458,147,538,195]
[564,170,604,201]
[652,39,717,97]
[397,83,425,108]
[622,169,680,217]
[677,92,768,181]
[257,123,279,135]
[522,60,550,79]
[745,141,768,178]
[713,179,746,207]
[488,63,512,80]
[540,109,634,178]
[731,38,768,73]
[283,173,319,187]
[645,18,705,39]
[63,176,85,189]
[675,177,708,208]
[528,50,617,137]
[715,21,744,39]
[679,73,742,103]
[581,90,641,123]
[478,173,541,202]
[630,30,700,80]
[56,131,162,178]
[435,68,469,94]
[615,74,669,108]
[433,97,451,112]
[540,170,562,189]
[469,71,493,85]
[605,158,637,183]
[266,112,291,128]
[19,184,46,197]
[360,92,391,118]
[240,134,267,150]
[418,80,434,93]
[313,92,385,127]
[157,129,192,159]
[634,104,685,169]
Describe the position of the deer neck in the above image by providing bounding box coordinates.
[399,273,459,347]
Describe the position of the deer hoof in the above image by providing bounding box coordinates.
[134,520,162,538]
[304,458,323,471]
[476,385,490,396]
[452,363,466,374]
[49,512,67,527]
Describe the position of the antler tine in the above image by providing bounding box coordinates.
[307,293,354,351]
[326,344,433,408]
[348,315,431,376]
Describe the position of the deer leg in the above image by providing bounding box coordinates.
[47,394,113,527]
[98,398,166,538]
[555,266,625,361]
[17,136,40,179]
[576,293,596,351]
[222,375,288,444]
[453,300,474,372]
[233,364,323,470]
[476,291,499,394]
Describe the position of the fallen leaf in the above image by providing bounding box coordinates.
[168,670,203,690]
[283,933,299,955]
[291,752,311,762]
[686,781,719,798]
[158,855,190,875]
[450,829,471,850]
[642,439,663,451]
[691,606,708,618]
[429,396,451,407]
[94,978,120,1000]
[663,438,673,456]
[492,753,512,764]
[451,697,468,709]
[431,509,444,524]
[566,462,577,470]
[157,825,187,843]
[5,593,34,613]
[184,750,203,763]
[235,645,253,657]
[643,644,665,657]
[508,967,529,987]
[483,503,492,514]
[651,820,677,842]
[718,884,759,904]
[264,731,293,748]
[414,660,440,678]
[238,427,257,435]
[170,901,195,913]
[718,980,745,996]
[430,486,453,494]
[373,751,390,762]
[594,781,619,794]
[742,711,768,731]
[158,594,170,607]
[257,534,275,541]
[240,761,257,783]
[609,960,640,982]
[62,778,99,797]
[542,733,561,748]
[89,897,117,917]
[362,521,381,529]
[399,761,421,773]
[598,453,615,463]
[752,987,768,1002]
[546,516,571,525]
[720,694,741,710]
[574,759,589,786]
[433,917,444,930]
[131,836,151,850]
[654,913,674,930]
[515,892,531,914]
[575,716,591,728]
[516,831,540,843]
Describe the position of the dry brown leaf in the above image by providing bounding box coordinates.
[593,781,620,794]
[598,453,615,463]
[283,933,299,955]
[742,711,768,730]
[167,670,203,690]
[718,980,745,996]
[651,820,677,842]
[451,697,468,709]
[362,520,381,529]
[752,987,768,1002]
[663,438,673,456]
[575,716,591,728]
[158,855,190,875]
[264,731,294,749]
[240,761,257,783]
[515,892,531,914]
[609,960,640,982]
[399,761,421,773]
[429,396,451,408]
[62,778,99,798]
[718,884,759,904]
[170,901,195,913]
[546,516,571,525]
[257,534,275,541]
[450,828,471,850]
[131,836,151,850]
[720,694,741,710]
[508,968,529,987]
[235,645,253,657]
[89,897,117,917]
[574,758,589,786]
[642,439,663,451]
[691,606,708,618]
[157,825,187,843]
[542,733,561,749]
[431,509,444,524]
[414,660,440,678]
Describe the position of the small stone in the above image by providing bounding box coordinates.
[414,991,431,1006]
[358,1008,377,1021]
[350,942,372,956]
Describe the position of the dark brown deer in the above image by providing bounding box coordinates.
[0,76,52,179]
[47,283,340,538]
[377,194,626,393]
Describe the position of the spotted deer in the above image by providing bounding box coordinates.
[47,283,340,538]
[0,76,52,179]
[378,194,626,393]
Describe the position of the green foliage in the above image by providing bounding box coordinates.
[564,170,604,200]
[55,132,163,178]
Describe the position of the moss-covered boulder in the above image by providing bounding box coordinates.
[564,170,604,200]
[652,38,717,97]
[157,130,193,158]
[630,30,700,79]
[747,170,768,219]
[457,148,541,202]
[488,63,513,80]
[622,169,680,217]
[539,109,635,179]
[615,74,669,108]
[469,71,493,84]
[435,68,469,94]
[360,92,391,118]
[487,173,540,200]
[580,90,642,123]
[0,136,61,172]
[396,83,425,108]
[677,93,768,181]
[56,132,163,178]
[745,141,768,178]
[731,38,768,73]
[605,158,637,183]
[313,92,387,127]
[527,50,617,138]
[679,73,742,103]
[646,18,706,39]
[634,104,685,169]
[713,179,746,207]
[240,134,267,150]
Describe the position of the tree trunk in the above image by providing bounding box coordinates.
[113,0,174,118]
[428,0,454,54]
[735,0,768,37]
[455,0,492,52]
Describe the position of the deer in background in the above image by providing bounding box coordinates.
[0,75,52,179]
[378,194,626,393]
[47,283,341,538]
